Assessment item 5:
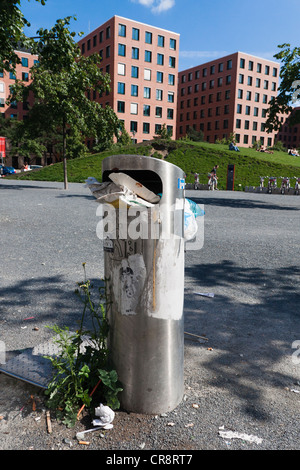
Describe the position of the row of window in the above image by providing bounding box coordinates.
[118,43,176,68]
[181,59,278,82]
[118,23,177,50]
[184,120,268,132]
[81,24,177,53]
[117,100,174,119]
[179,104,268,120]
[180,91,273,108]
[117,63,175,84]
[117,82,175,98]
[180,76,276,94]
[125,120,173,135]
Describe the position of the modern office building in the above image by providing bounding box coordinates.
[176,52,281,148]
[0,47,37,121]
[276,106,300,149]
[77,15,180,144]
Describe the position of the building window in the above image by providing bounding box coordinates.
[157,53,164,65]
[117,101,125,113]
[246,91,251,100]
[168,92,174,103]
[248,76,252,86]
[240,58,245,68]
[144,87,151,99]
[156,89,163,101]
[143,105,150,116]
[248,60,253,71]
[21,57,28,67]
[81,43,85,54]
[106,26,110,39]
[145,31,152,44]
[9,72,16,80]
[170,38,176,50]
[143,122,150,134]
[237,104,242,114]
[118,63,125,75]
[227,59,232,70]
[158,35,165,47]
[168,74,175,85]
[238,89,243,99]
[132,28,139,41]
[256,78,261,87]
[236,119,241,128]
[144,69,151,81]
[22,72,29,82]
[93,35,97,47]
[145,50,152,62]
[169,56,176,68]
[130,103,138,114]
[118,82,125,94]
[118,44,126,56]
[157,71,163,83]
[167,108,174,119]
[156,107,162,118]
[239,74,244,84]
[99,31,103,43]
[118,24,126,37]
[132,47,139,60]
[106,45,110,58]
[245,105,250,115]
[257,63,262,73]
[131,66,138,78]
[131,85,138,97]
[265,65,269,75]
[226,75,231,85]
[130,121,137,132]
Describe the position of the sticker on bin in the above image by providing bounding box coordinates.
[177,178,185,189]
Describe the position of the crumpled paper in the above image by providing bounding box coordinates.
[92,403,115,430]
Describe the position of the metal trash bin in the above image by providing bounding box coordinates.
[101,154,185,414]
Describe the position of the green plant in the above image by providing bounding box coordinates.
[44,264,122,427]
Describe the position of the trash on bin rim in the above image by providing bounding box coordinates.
[85,174,159,208]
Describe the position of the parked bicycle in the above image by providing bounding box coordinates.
[267,176,277,193]
[294,176,300,195]
[259,176,266,191]
[280,176,290,194]
[194,173,199,189]
[208,172,217,190]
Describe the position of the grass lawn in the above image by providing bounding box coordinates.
[5,140,300,191]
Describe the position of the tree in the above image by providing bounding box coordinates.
[0,0,46,73]
[265,44,300,132]
[10,17,120,188]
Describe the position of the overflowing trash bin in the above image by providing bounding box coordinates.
[93,154,186,414]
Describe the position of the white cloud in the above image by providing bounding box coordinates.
[131,0,175,13]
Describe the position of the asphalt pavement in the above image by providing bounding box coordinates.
[0,179,300,451]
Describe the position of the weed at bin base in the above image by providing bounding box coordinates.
[44,263,122,428]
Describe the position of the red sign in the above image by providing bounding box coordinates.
[0,137,5,159]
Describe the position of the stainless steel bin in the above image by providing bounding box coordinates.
[102,154,185,414]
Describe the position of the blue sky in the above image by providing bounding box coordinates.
[21,0,300,71]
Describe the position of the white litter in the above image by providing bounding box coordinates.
[194,292,215,298]
[218,429,262,444]
[92,403,115,429]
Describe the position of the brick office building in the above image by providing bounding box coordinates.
[0,48,38,168]
[77,15,180,144]
[276,106,300,150]
[177,52,280,148]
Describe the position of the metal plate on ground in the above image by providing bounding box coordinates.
[0,339,60,389]
[0,334,93,389]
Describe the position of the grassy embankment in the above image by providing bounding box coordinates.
[6,140,300,191]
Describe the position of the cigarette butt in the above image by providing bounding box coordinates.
[79,441,90,445]
[46,411,52,433]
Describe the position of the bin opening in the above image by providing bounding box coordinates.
[102,169,163,196]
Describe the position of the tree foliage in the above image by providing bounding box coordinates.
[265,44,300,132]
[0,0,46,72]
[9,16,120,188]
